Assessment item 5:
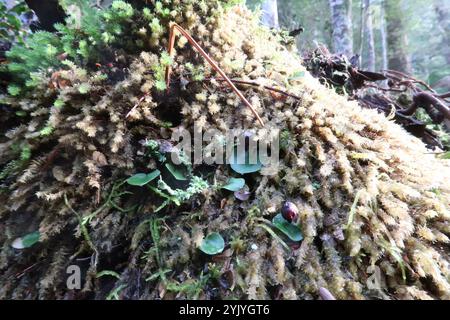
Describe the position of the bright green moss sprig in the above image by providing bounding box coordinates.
[5,0,241,97]
[6,1,136,96]
[0,143,31,181]
[6,31,61,95]
[153,51,173,91]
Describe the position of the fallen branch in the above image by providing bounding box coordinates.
[384,69,437,93]
[438,92,450,99]
[400,91,450,122]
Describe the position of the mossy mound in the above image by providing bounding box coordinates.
[1,1,450,300]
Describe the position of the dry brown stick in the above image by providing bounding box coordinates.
[438,92,450,99]
[383,69,410,79]
[165,22,264,127]
[366,84,406,93]
[125,94,148,118]
[209,78,302,100]
[15,260,44,279]
[384,73,403,83]
[384,69,436,93]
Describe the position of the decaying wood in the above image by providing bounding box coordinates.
[303,45,450,149]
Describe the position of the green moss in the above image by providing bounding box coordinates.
[2,0,450,301]
[7,84,20,96]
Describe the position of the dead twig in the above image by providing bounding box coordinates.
[126,94,148,118]
[366,84,406,93]
[207,78,302,100]
[15,260,44,279]
[384,69,436,93]
[165,22,264,127]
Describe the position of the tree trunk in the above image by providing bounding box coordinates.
[363,0,375,71]
[384,0,411,73]
[380,0,388,72]
[358,0,365,65]
[328,0,353,57]
[433,0,450,65]
[261,0,279,29]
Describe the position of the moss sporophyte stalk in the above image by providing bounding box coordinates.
[1,0,450,300]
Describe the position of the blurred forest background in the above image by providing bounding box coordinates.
[247,0,450,93]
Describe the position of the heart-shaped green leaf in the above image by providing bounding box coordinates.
[126,170,160,186]
[229,150,262,175]
[222,178,245,191]
[12,231,40,249]
[199,232,225,255]
[272,214,303,242]
[165,163,188,181]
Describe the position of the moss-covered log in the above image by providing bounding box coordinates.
[1,1,450,300]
